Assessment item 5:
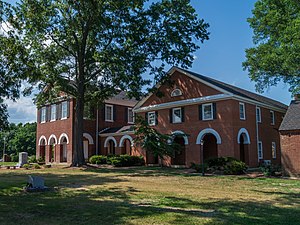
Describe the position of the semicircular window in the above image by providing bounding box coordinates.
[171,89,182,97]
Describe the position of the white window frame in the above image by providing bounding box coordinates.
[256,107,261,123]
[258,141,263,160]
[171,89,182,97]
[172,107,182,123]
[148,111,156,126]
[50,104,57,122]
[128,108,134,124]
[202,103,213,121]
[272,142,276,159]
[41,107,46,123]
[239,102,246,120]
[61,101,68,120]
[105,104,114,122]
[270,110,275,125]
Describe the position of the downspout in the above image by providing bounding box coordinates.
[96,104,99,155]
[256,105,259,163]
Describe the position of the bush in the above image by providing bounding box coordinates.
[205,157,236,169]
[260,164,281,176]
[191,163,208,173]
[224,160,247,175]
[37,157,45,163]
[28,155,37,163]
[89,155,107,164]
[108,155,145,167]
[22,164,31,169]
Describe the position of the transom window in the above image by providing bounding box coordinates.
[272,142,276,159]
[256,107,261,123]
[148,112,156,126]
[270,111,275,125]
[128,108,134,124]
[41,107,46,123]
[50,105,56,121]
[105,104,114,122]
[258,141,263,159]
[202,103,213,120]
[171,89,182,97]
[172,108,182,123]
[61,101,68,119]
[239,103,246,120]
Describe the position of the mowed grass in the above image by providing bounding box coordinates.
[0,166,299,225]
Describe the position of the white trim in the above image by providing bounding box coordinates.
[171,88,183,97]
[104,136,117,148]
[237,128,251,144]
[127,108,134,124]
[48,134,58,145]
[61,101,68,119]
[58,133,70,144]
[135,94,231,113]
[256,107,261,123]
[272,142,276,159]
[38,135,47,146]
[83,133,94,145]
[148,111,156,126]
[172,107,182,123]
[50,104,57,122]
[202,103,213,121]
[171,131,188,145]
[41,107,47,123]
[270,110,275,125]
[119,135,134,147]
[239,102,246,120]
[196,128,222,144]
[258,141,263,160]
[105,104,114,122]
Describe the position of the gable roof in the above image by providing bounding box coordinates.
[134,67,287,112]
[105,91,138,107]
[279,100,300,131]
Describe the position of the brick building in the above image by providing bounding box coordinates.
[36,67,287,167]
[279,98,300,177]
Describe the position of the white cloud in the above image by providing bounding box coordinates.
[5,96,36,124]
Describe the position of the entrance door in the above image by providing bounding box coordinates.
[83,141,89,160]
[63,144,67,162]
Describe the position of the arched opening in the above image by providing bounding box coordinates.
[237,128,250,165]
[48,137,57,163]
[83,133,94,161]
[108,140,116,155]
[202,134,218,161]
[171,136,186,165]
[38,136,46,160]
[60,137,68,162]
[119,135,133,155]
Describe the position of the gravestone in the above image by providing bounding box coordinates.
[19,152,28,167]
[25,175,48,192]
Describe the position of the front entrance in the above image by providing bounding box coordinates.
[108,140,116,155]
[239,134,249,165]
[171,136,186,165]
[202,134,218,161]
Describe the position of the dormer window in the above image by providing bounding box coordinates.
[171,89,182,97]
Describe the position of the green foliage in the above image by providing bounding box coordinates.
[243,0,300,93]
[107,155,145,167]
[260,164,282,176]
[33,164,41,169]
[10,154,18,162]
[37,156,45,163]
[22,163,30,169]
[89,155,107,165]
[190,163,208,173]
[2,0,209,166]
[224,160,247,175]
[28,155,37,163]
[134,116,185,161]
[205,157,237,169]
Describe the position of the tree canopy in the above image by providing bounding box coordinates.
[4,0,209,165]
[243,0,300,94]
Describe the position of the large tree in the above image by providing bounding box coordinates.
[243,0,300,94]
[5,0,209,166]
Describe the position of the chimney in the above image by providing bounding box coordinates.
[294,94,300,100]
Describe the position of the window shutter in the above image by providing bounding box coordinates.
[125,107,128,123]
[155,111,158,125]
[145,112,148,124]
[47,106,51,121]
[57,104,61,120]
[37,109,41,123]
[102,105,106,120]
[169,109,173,123]
[113,105,116,121]
[213,103,217,119]
[67,101,70,118]
[182,107,185,122]
[199,105,203,120]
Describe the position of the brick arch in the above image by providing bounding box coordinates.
[58,133,70,144]
[38,135,47,146]
[237,128,250,144]
[171,130,189,145]
[196,128,222,144]
[119,135,134,147]
[48,134,58,145]
[104,136,117,148]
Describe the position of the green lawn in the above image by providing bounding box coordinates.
[0,166,299,225]
[0,162,17,166]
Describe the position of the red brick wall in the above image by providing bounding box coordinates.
[280,131,300,177]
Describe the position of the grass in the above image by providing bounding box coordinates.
[0,162,17,166]
[0,166,299,225]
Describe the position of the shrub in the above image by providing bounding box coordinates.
[108,155,145,167]
[37,157,45,163]
[34,164,41,169]
[28,155,37,163]
[191,163,208,173]
[260,164,281,176]
[224,160,247,175]
[22,164,31,169]
[205,157,236,169]
[89,155,107,164]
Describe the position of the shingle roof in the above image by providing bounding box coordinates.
[279,100,300,131]
[180,68,288,111]
[105,91,138,107]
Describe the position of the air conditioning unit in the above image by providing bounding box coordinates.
[263,160,271,166]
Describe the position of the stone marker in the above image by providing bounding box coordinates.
[18,152,28,167]
[28,175,45,189]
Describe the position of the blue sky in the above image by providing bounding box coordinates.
[5,0,292,124]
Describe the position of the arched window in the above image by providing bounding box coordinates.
[171,89,182,97]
